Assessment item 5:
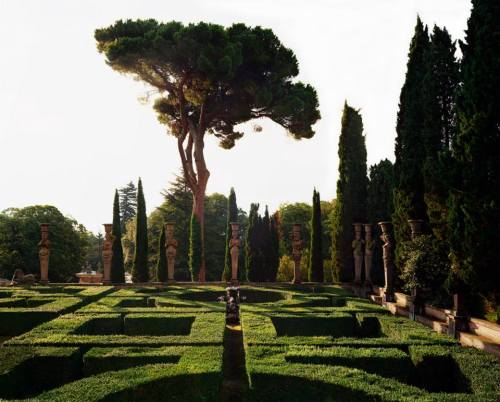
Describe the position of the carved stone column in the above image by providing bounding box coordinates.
[38,224,50,284]
[408,219,424,239]
[165,222,178,282]
[291,224,303,284]
[363,223,374,286]
[352,223,364,284]
[229,222,240,283]
[102,224,113,284]
[378,221,395,303]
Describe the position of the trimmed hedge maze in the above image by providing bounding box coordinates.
[242,286,500,401]
[0,284,499,401]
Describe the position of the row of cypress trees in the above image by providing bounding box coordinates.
[110,178,148,283]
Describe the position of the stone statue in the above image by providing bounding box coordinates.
[229,222,240,283]
[291,224,303,284]
[38,224,50,284]
[352,223,364,284]
[165,223,178,282]
[378,221,395,302]
[11,269,36,285]
[102,224,113,284]
[364,223,374,285]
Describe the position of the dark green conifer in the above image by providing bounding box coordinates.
[261,206,271,281]
[331,102,368,282]
[111,189,125,283]
[393,17,430,265]
[448,0,500,315]
[309,189,323,282]
[222,188,238,281]
[245,203,260,282]
[132,178,149,283]
[156,224,167,282]
[268,212,280,281]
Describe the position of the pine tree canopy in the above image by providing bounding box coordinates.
[119,181,137,233]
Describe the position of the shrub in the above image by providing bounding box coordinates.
[124,314,195,336]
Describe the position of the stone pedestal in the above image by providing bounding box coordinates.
[102,224,113,284]
[363,223,374,287]
[76,272,103,284]
[165,222,178,282]
[229,222,240,283]
[447,293,469,338]
[38,224,50,284]
[378,221,395,303]
[291,224,303,284]
[352,223,364,284]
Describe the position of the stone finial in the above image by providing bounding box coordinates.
[291,224,303,284]
[378,221,395,303]
[165,222,178,282]
[229,222,240,283]
[102,224,113,284]
[352,223,364,284]
[38,224,50,284]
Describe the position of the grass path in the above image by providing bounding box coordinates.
[221,324,248,401]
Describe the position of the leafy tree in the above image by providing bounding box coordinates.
[367,159,395,285]
[204,193,228,281]
[95,20,320,281]
[309,189,323,282]
[222,188,238,281]
[122,219,136,273]
[393,17,430,265]
[331,102,368,282]
[118,181,137,233]
[156,224,167,282]
[132,178,149,282]
[448,0,500,315]
[278,202,312,255]
[422,25,459,241]
[85,231,103,271]
[111,190,125,283]
[0,206,89,282]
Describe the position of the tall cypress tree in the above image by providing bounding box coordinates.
[331,102,368,282]
[111,189,125,283]
[268,212,280,282]
[393,17,430,264]
[448,0,500,314]
[189,213,202,281]
[422,25,459,241]
[132,178,149,283]
[261,206,271,281]
[222,188,238,281]
[309,189,323,282]
[367,160,395,285]
[156,224,167,282]
[246,203,260,282]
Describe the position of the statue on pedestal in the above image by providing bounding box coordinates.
[102,224,113,284]
[229,222,240,283]
[165,223,178,282]
[378,221,395,303]
[352,223,364,284]
[291,224,303,284]
[38,224,50,284]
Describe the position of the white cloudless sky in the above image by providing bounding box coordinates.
[0,0,471,234]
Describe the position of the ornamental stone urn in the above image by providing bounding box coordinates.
[165,222,178,282]
[363,223,374,286]
[229,222,240,283]
[408,219,424,239]
[291,224,303,284]
[378,221,395,303]
[102,224,113,284]
[352,223,364,284]
[38,224,50,284]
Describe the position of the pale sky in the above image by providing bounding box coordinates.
[0,0,471,234]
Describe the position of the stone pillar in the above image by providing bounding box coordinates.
[363,223,374,286]
[229,222,240,283]
[291,224,303,284]
[408,219,424,239]
[165,222,178,282]
[378,221,395,303]
[447,293,469,338]
[102,224,113,284]
[38,224,50,284]
[352,223,364,284]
